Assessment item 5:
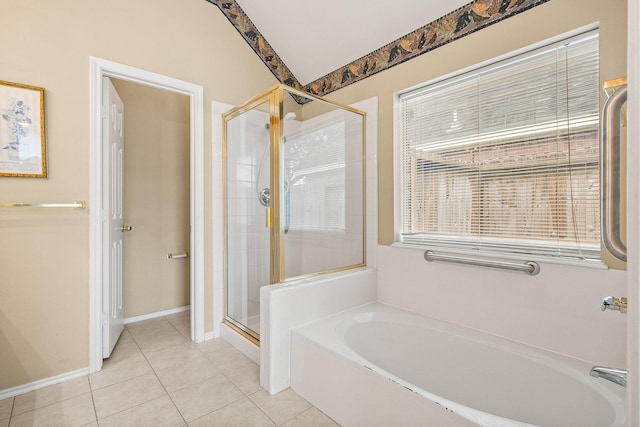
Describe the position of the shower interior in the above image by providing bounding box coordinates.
[223,84,366,343]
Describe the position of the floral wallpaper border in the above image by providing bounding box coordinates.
[205,0,301,90]
[207,0,551,102]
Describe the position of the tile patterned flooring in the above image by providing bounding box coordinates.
[0,312,339,427]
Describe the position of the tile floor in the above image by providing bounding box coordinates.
[0,311,339,427]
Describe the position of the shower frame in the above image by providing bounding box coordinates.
[221,84,367,344]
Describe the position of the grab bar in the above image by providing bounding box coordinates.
[0,201,86,209]
[168,252,189,259]
[601,85,627,262]
[424,250,540,275]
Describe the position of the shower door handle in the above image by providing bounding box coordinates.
[266,207,272,228]
[601,85,627,262]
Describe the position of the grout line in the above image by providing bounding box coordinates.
[95,335,183,425]
[8,391,96,425]
[89,357,152,392]
[174,341,262,423]
[8,396,15,425]
[135,316,190,427]
[245,391,281,426]
[165,315,189,338]
[88,385,100,426]
[93,395,176,425]
[92,313,333,426]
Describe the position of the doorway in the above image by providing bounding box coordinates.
[89,57,205,373]
[111,77,191,337]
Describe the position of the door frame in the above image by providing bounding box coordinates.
[88,57,205,373]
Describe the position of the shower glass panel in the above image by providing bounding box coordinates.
[224,99,271,341]
[223,85,366,343]
[281,89,365,279]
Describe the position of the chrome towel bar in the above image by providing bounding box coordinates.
[168,252,189,260]
[0,201,86,209]
[424,250,540,275]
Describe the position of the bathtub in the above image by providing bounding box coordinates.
[290,303,626,427]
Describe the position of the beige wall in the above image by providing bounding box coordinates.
[320,0,627,252]
[0,0,276,390]
[111,79,191,318]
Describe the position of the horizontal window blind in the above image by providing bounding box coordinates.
[286,121,346,231]
[399,30,600,260]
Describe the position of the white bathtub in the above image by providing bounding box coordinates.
[290,303,626,427]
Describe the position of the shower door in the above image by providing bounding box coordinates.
[224,99,272,341]
[223,84,366,343]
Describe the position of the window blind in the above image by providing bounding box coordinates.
[286,121,346,231]
[399,30,600,260]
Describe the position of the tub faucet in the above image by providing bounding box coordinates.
[600,296,627,313]
[590,366,627,387]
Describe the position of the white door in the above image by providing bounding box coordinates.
[102,77,125,358]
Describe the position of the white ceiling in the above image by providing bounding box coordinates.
[234,0,471,86]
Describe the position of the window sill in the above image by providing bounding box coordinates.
[390,242,610,270]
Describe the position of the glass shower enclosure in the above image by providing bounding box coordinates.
[222,84,366,343]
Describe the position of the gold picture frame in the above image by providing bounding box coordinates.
[0,80,47,177]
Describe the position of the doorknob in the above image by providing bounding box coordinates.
[121,225,132,232]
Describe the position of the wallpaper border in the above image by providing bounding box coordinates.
[207,0,552,101]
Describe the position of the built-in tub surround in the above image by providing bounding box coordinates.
[378,245,628,369]
[291,303,626,426]
[261,268,377,393]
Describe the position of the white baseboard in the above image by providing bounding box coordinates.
[204,331,217,341]
[124,305,190,325]
[0,368,89,400]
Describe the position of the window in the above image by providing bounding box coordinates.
[286,121,346,231]
[397,30,600,260]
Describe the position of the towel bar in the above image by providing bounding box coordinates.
[0,201,86,209]
[168,252,189,259]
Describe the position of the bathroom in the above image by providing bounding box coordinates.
[0,0,637,425]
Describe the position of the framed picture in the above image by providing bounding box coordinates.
[0,80,47,177]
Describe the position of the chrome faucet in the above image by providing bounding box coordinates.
[600,296,627,313]
[590,366,627,387]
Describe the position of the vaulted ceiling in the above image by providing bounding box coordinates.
[233,0,472,86]
[205,0,550,97]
